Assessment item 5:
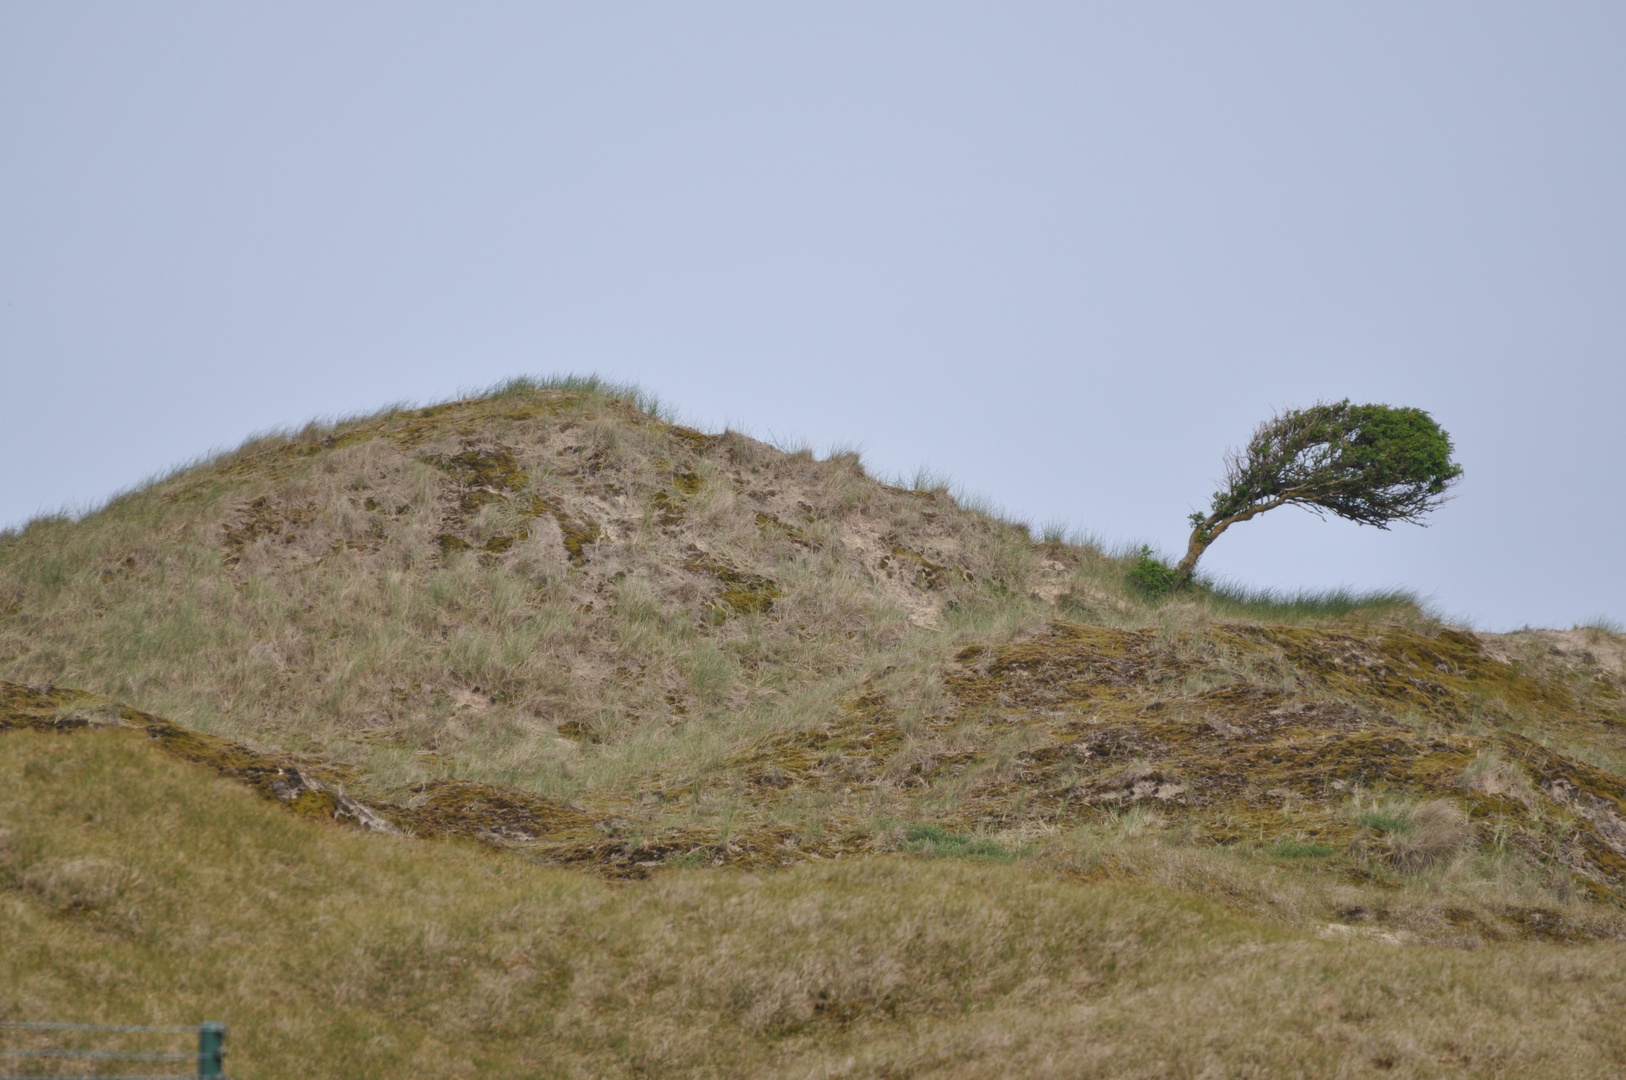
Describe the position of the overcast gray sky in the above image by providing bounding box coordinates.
[3,3,1622,630]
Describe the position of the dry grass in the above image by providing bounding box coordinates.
[1364,799,1474,872]
[0,382,1051,792]
[5,727,1626,1079]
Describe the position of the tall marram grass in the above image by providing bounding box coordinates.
[1201,580,1430,623]
[482,372,672,421]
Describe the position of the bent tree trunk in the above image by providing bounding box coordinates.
[1172,496,1290,588]
[1172,524,1215,587]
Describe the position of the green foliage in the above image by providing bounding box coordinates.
[1210,400,1461,529]
[1175,399,1462,585]
[1127,546,1178,597]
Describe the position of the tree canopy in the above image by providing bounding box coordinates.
[1172,400,1462,586]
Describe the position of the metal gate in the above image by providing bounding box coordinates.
[0,1021,225,1079]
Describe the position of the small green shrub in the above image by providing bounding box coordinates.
[1127,546,1178,597]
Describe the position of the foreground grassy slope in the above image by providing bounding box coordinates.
[5,725,1626,1080]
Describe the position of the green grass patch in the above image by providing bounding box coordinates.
[904,823,1019,862]
[1355,808,1414,835]
[1265,838,1337,858]
[1200,582,1427,622]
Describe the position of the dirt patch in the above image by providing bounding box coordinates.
[418,444,529,515]
[544,823,868,879]
[392,779,596,844]
[0,680,391,830]
[879,544,952,590]
[914,622,1626,893]
[417,439,601,565]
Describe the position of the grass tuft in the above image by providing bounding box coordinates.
[904,823,1020,862]
[1199,580,1429,622]
[1264,838,1336,858]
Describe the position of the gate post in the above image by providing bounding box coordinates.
[198,1022,226,1077]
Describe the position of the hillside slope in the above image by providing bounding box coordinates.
[5,724,1626,1080]
[2,379,1063,790]
[0,377,1622,894]
[6,377,1626,1076]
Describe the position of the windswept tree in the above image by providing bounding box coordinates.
[1173,400,1462,586]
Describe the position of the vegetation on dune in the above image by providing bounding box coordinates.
[5,728,1626,1079]
[1174,400,1462,585]
[0,378,1619,886]
[0,380,1442,835]
[2,375,1624,1076]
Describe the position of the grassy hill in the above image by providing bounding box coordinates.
[5,723,1626,1079]
[4,376,1625,1077]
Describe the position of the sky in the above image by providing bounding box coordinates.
[2,3,1622,631]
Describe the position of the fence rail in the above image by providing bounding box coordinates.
[0,1027,198,1037]
[0,1022,225,1079]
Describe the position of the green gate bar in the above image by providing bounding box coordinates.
[198,1022,227,1077]
[0,1019,227,1078]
